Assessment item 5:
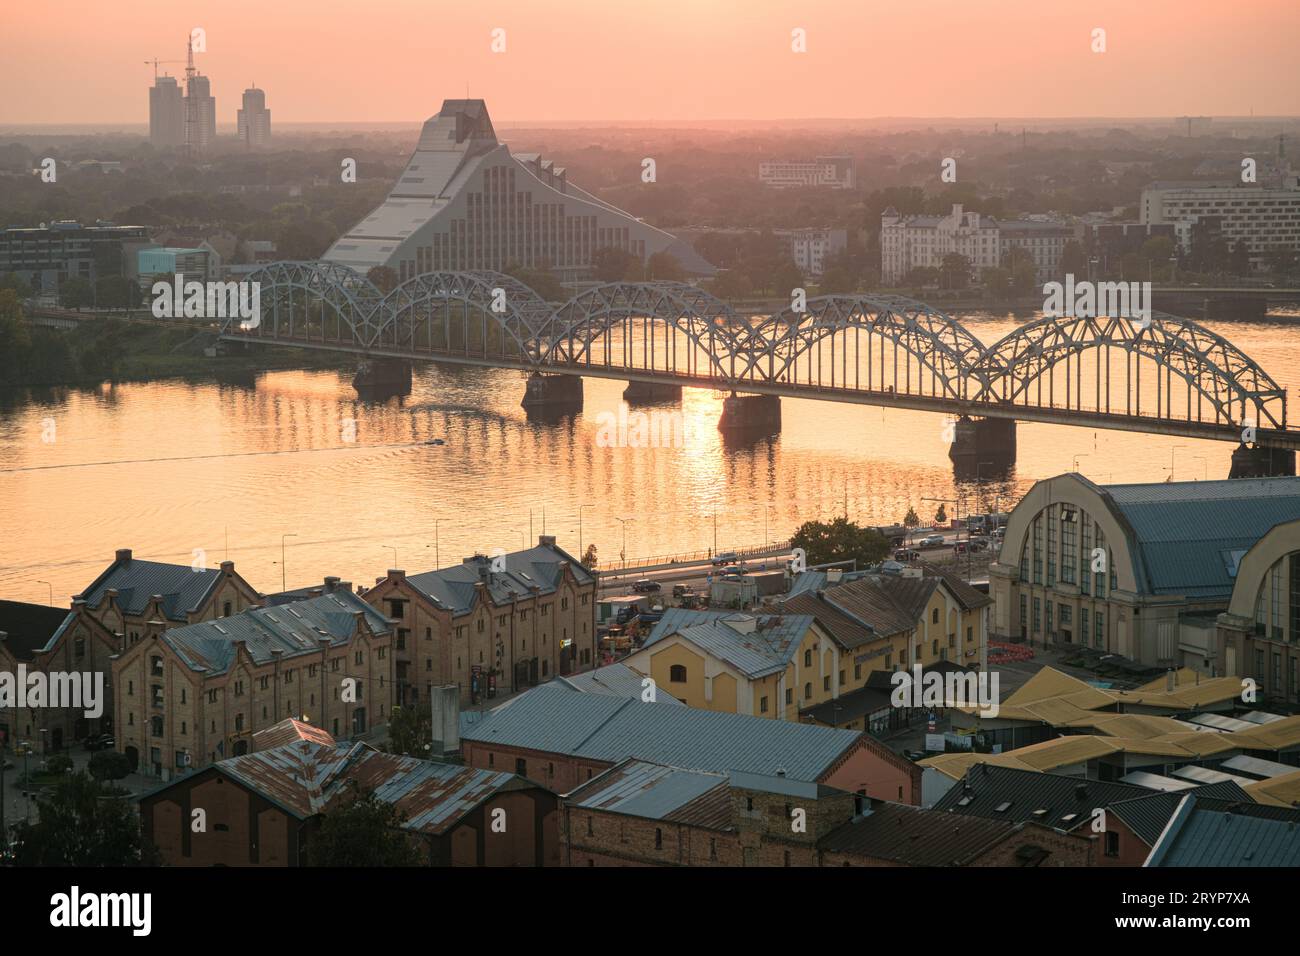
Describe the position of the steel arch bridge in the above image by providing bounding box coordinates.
[218,261,1297,449]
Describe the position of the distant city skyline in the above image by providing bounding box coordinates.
[3,0,1298,125]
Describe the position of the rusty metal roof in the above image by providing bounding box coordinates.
[252,717,337,752]
[212,740,538,834]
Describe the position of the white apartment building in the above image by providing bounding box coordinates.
[880,204,999,283]
[776,228,847,276]
[1141,177,1300,270]
[998,219,1074,283]
[758,156,855,190]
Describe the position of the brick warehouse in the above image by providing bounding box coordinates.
[113,584,394,779]
[362,536,598,708]
[140,725,559,866]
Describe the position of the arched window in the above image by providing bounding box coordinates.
[669,664,687,683]
[932,608,940,624]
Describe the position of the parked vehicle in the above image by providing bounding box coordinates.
[969,537,991,553]
[83,733,114,752]
[720,573,743,583]
[953,541,968,554]
[631,579,661,593]
[920,534,945,547]
[894,548,921,562]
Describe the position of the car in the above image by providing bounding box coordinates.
[720,573,743,583]
[991,527,1005,540]
[631,579,661,593]
[969,537,991,553]
[920,534,945,547]
[711,552,738,566]
[715,565,742,576]
[894,548,921,562]
[83,733,114,752]
[953,541,968,554]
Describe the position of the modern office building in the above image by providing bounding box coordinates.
[0,221,155,293]
[758,157,855,190]
[989,473,1300,691]
[322,99,713,282]
[148,75,184,147]
[137,246,217,284]
[236,87,271,148]
[185,73,217,153]
[1140,178,1300,270]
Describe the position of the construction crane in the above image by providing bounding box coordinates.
[144,58,186,80]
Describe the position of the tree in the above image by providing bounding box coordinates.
[306,782,422,866]
[939,253,971,290]
[903,506,920,528]
[1228,240,1252,277]
[0,272,34,299]
[88,750,131,782]
[901,265,940,288]
[59,276,94,310]
[12,771,159,866]
[710,268,751,300]
[504,262,566,302]
[1266,247,1298,278]
[935,504,948,525]
[591,246,639,282]
[366,265,399,294]
[1060,240,1087,277]
[385,705,432,758]
[645,251,684,282]
[581,543,598,569]
[789,517,890,569]
[982,266,1011,297]
[771,261,805,298]
[0,288,32,382]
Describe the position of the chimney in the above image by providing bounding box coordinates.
[115,548,133,563]
[1166,668,1176,693]
[323,576,341,593]
[220,560,234,573]
[775,767,787,778]
[539,535,556,548]
[826,568,843,583]
[430,684,461,756]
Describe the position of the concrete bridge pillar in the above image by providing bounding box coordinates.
[353,358,412,397]
[949,416,1017,468]
[1229,443,1296,479]
[718,392,781,434]
[521,372,583,410]
[623,380,682,404]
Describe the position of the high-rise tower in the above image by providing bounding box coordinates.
[237,87,271,148]
[148,75,184,147]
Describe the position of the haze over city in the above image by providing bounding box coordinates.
[3,0,1299,126]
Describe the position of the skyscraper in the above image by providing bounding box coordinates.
[184,73,216,152]
[148,75,184,147]
[236,87,271,148]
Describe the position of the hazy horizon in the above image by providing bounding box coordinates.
[3,0,1297,126]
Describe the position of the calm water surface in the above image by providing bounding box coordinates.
[2,310,1297,604]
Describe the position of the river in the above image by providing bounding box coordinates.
[2,310,1296,605]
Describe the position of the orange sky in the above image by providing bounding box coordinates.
[2,0,1297,125]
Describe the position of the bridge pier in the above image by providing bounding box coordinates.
[623,380,682,404]
[522,372,583,410]
[949,416,1017,469]
[718,392,781,434]
[353,358,412,398]
[1229,443,1296,479]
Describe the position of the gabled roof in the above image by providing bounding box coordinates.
[1107,781,1267,845]
[162,590,392,676]
[821,802,1024,865]
[0,600,74,661]
[399,541,593,617]
[461,682,865,783]
[641,609,814,679]
[566,759,731,827]
[932,764,1151,830]
[555,663,683,704]
[252,717,337,752]
[78,552,224,622]
[1145,793,1300,866]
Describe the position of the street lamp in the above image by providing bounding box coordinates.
[280,533,298,592]
[383,545,398,568]
[614,516,635,569]
[36,580,53,606]
[1170,444,1186,482]
[1071,453,1088,474]
[1192,455,1208,481]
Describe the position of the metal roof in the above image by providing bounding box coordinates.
[554,663,682,704]
[1146,795,1300,866]
[1102,476,1300,599]
[821,803,1021,865]
[78,554,223,622]
[1107,781,1253,844]
[567,760,727,822]
[162,589,392,675]
[0,600,74,661]
[642,609,814,679]
[401,542,593,617]
[933,764,1151,830]
[461,683,864,782]
[1221,754,1298,780]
